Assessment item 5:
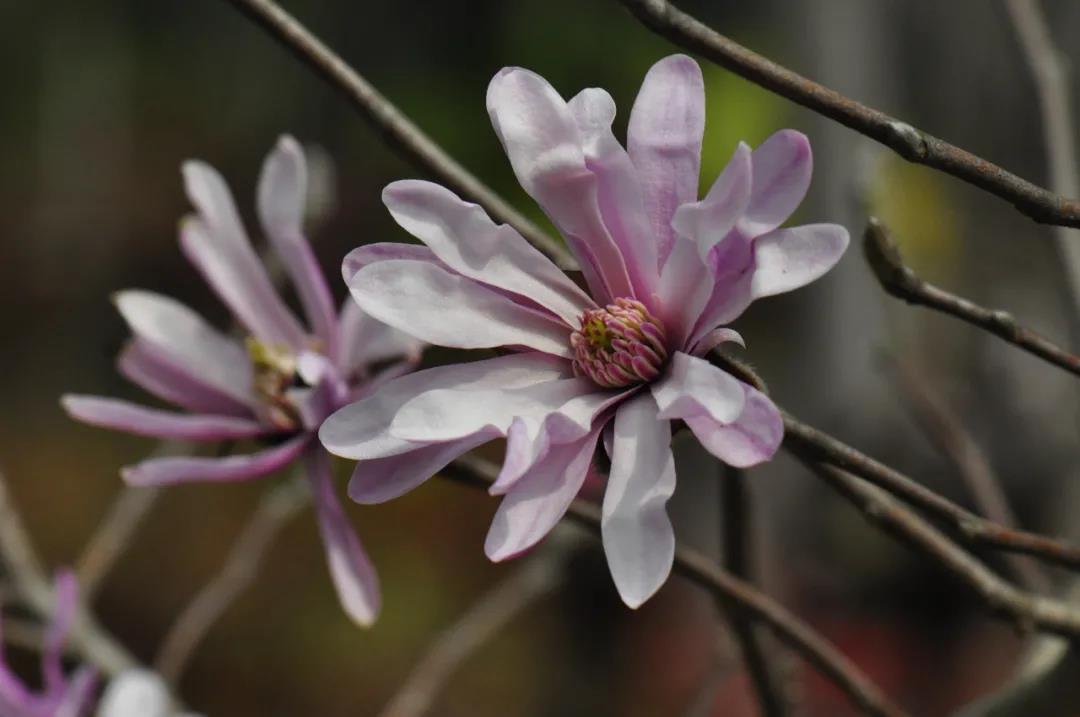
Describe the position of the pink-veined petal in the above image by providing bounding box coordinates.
[487,67,633,302]
[257,136,338,354]
[685,383,783,468]
[348,259,572,356]
[602,393,675,608]
[741,129,813,236]
[484,426,602,561]
[689,328,745,357]
[303,447,380,626]
[122,435,309,486]
[383,180,593,325]
[118,339,251,417]
[672,142,753,255]
[627,54,705,267]
[750,223,849,299]
[649,352,745,423]
[113,291,254,408]
[62,395,269,441]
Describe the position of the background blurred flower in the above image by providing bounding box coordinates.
[321,55,847,608]
[62,137,424,626]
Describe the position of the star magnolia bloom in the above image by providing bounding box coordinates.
[320,55,848,607]
[62,137,424,626]
[0,571,97,717]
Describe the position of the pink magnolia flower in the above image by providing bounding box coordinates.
[62,137,423,626]
[0,571,97,717]
[320,55,848,607]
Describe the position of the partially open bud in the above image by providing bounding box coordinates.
[570,298,669,389]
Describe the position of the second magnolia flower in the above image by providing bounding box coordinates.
[321,54,849,607]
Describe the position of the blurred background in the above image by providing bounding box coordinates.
[2,0,1080,714]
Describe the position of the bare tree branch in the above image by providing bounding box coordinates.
[221,0,575,270]
[443,455,908,717]
[155,477,308,684]
[864,219,1080,377]
[77,485,163,600]
[616,0,1080,229]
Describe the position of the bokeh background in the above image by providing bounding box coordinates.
[3,1,1080,714]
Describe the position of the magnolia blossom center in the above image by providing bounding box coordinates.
[570,298,669,389]
[246,338,303,430]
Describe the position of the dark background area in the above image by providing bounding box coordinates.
[2,1,1079,714]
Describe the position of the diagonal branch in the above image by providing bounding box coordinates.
[864,219,1080,377]
[443,455,908,717]
[221,0,575,270]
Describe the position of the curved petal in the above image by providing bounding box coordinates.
[672,142,752,255]
[303,447,380,626]
[338,300,424,378]
[741,129,813,236]
[342,242,437,284]
[485,426,601,561]
[627,54,705,266]
[383,180,593,325]
[348,432,495,505]
[181,161,306,348]
[689,327,744,357]
[750,223,849,299]
[113,291,254,408]
[257,136,338,353]
[654,234,713,349]
[348,259,572,356]
[320,353,568,460]
[487,67,632,301]
[62,395,269,441]
[122,435,309,486]
[649,352,745,423]
[602,393,675,608]
[568,88,659,302]
[118,338,251,417]
[685,383,783,468]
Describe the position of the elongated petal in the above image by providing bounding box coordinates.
[349,259,572,356]
[320,353,568,460]
[686,383,783,467]
[348,432,495,504]
[742,129,813,236]
[627,55,705,266]
[338,300,424,378]
[122,435,309,486]
[117,339,249,418]
[383,180,593,325]
[689,327,744,357]
[113,291,254,408]
[257,136,338,353]
[485,426,601,561]
[62,396,268,441]
[568,88,659,301]
[487,67,633,301]
[672,142,752,255]
[654,234,713,348]
[603,394,675,608]
[342,242,437,284]
[181,161,307,348]
[303,447,380,626]
[750,223,849,299]
[649,352,745,423]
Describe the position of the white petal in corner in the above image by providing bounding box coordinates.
[741,129,813,237]
[602,393,675,608]
[319,353,568,461]
[485,426,601,561]
[649,352,745,424]
[750,223,849,300]
[349,259,572,357]
[97,670,172,717]
[257,136,339,353]
[303,447,380,626]
[122,435,310,486]
[627,54,705,265]
[672,142,753,256]
[113,291,254,407]
[61,395,270,441]
[685,383,783,468]
[383,180,593,326]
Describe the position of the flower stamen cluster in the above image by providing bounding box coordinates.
[247,336,302,430]
[571,298,668,388]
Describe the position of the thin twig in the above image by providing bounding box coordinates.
[77,485,163,599]
[221,0,575,270]
[616,0,1080,229]
[377,536,573,717]
[719,468,789,716]
[864,219,1080,377]
[443,455,908,717]
[155,477,308,684]
[892,361,1051,594]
